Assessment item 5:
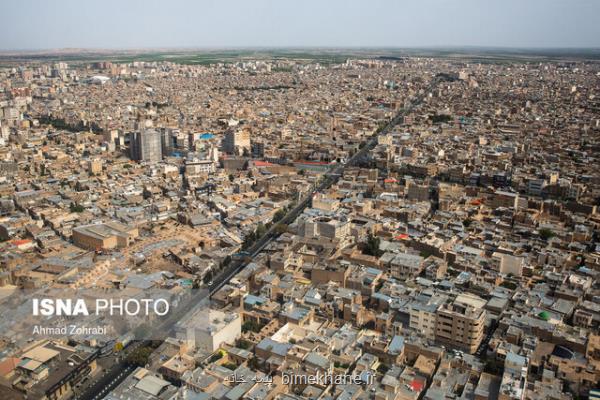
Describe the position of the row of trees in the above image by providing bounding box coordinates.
[242,222,267,250]
[241,202,296,251]
[429,114,453,124]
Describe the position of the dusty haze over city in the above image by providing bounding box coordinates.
[0,2,599,400]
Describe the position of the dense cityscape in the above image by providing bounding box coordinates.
[0,51,598,400]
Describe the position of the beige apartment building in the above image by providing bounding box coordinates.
[302,216,350,241]
[87,159,102,175]
[409,294,447,341]
[223,128,251,155]
[435,294,486,354]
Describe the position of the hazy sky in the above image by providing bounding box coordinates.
[1,0,599,50]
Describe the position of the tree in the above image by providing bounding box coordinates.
[255,223,266,238]
[242,231,257,250]
[221,255,232,268]
[273,209,286,223]
[70,203,84,213]
[228,174,235,182]
[375,121,387,133]
[462,218,472,228]
[209,351,224,363]
[500,281,518,290]
[242,320,263,333]
[430,114,453,124]
[274,224,288,235]
[126,346,153,366]
[420,251,432,259]
[539,228,555,241]
[363,234,382,257]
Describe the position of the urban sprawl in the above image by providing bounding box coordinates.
[0,56,599,400]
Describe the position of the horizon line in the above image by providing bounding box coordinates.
[2,45,600,54]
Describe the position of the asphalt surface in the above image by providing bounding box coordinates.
[74,360,135,400]
[71,76,443,400]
